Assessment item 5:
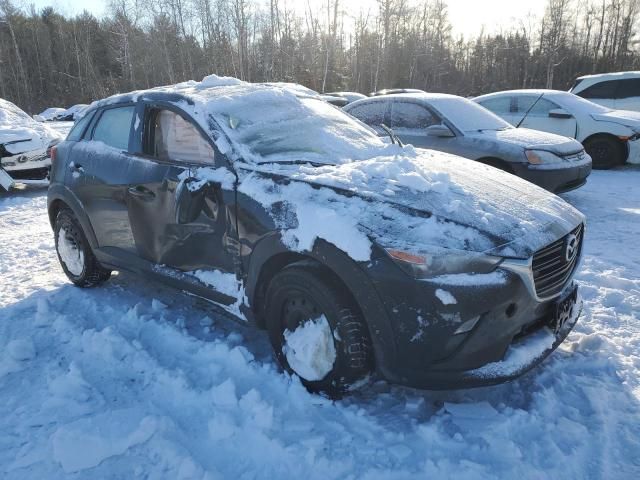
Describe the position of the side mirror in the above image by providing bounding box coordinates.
[175,177,207,224]
[549,108,573,119]
[426,124,455,137]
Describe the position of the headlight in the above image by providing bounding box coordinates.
[525,149,564,165]
[385,248,503,279]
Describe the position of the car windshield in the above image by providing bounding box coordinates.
[555,92,612,114]
[210,92,390,165]
[429,97,512,132]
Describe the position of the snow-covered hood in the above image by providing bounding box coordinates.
[466,128,583,156]
[239,148,585,260]
[1,99,62,155]
[591,110,640,130]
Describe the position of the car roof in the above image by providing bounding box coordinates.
[474,89,569,101]
[346,92,462,108]
[575,71,640,82]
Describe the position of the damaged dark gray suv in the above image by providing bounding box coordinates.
[48,76,585,395]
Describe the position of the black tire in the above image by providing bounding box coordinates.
[583,135,626,169]
[54,208,111,287]
[264,265,373,396]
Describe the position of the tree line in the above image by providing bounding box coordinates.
[1,0,639,114]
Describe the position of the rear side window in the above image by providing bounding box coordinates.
[390,102,439,130]
[151,110,214,164]
[67,111,95,141]
[515,97,560,115]
[92,106,135,150]
[615,78,640,99]
[478,97,512,114]
[347,102,388,129]
[578,80,618,99]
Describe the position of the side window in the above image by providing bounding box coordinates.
[615,78,640,99]
[347,102,388,129]
[151,110,214,165]
[92,106,135,150]
[478,97,512,115]
[578,80,618,99]
[516,97,560,116]
[67,111,95,142]
[390,102,439,131]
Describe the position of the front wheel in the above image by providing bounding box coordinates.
[583,136,626,169]
[54,208,111,287]
[264,266,373,396]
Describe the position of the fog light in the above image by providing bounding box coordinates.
[454,316,480,335]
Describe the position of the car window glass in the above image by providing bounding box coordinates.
[615,78,640,99]
[92,106,134,150]
[153,110,214,164]
[578,80,618,99]
[67,111,95,142]
[390,102,438,131]
[516,97,560,115]
[478,97,512,115]
[347,102,387,128]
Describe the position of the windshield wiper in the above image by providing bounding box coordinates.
[380,124,404,147]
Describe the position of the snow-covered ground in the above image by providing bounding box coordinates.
[0,168,639,479]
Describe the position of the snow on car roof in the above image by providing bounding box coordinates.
[575,71,640,81]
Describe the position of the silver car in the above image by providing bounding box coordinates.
[344,93,593,193]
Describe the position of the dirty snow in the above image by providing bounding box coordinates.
[1,168,640,479]
[283,315,336,381]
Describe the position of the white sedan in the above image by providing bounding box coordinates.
[474,89,640,169]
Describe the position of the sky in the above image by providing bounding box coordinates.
[25,0,548,39]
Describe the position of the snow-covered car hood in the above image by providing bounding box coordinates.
[591,110,640,130]
[1,99,62,154]
[466,128,584,156]
[238,148,585,260]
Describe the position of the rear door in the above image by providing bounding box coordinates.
[515,96,578,138]
[126,104,237,275]
[65,104,139,253]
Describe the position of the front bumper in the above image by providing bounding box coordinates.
[363,251,581,390]
[512,160,592,193]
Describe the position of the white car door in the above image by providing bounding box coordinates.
[514,96,578,138]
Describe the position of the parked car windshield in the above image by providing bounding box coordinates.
[212,94,389,165]
[429,97,512,132]
[553,91,612,114]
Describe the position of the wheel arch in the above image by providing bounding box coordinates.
[582,132,629,163]
[47,184,99,250]
[245,234,399,376]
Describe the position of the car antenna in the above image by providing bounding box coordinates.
[515,92,545,129]
[380,124,404,147]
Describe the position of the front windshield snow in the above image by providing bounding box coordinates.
[210,91,391,165]
[430,97,513,132]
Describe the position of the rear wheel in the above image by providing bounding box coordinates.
[54,208,111,287]
[264,266,373,396]
[583,135,626,169]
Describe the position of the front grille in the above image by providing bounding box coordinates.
[532,223,583,298]
[563,150,587,162]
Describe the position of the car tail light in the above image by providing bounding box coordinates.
[49,145,57,164]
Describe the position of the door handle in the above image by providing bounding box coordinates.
[128,185,156,200]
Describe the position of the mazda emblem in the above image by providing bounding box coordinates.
[565,234,578,262]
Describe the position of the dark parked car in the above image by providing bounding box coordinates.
[48,78,584,395]
[344,93,592,193]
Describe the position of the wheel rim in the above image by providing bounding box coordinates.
[282,293,323,332]
[589,141,612,166]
